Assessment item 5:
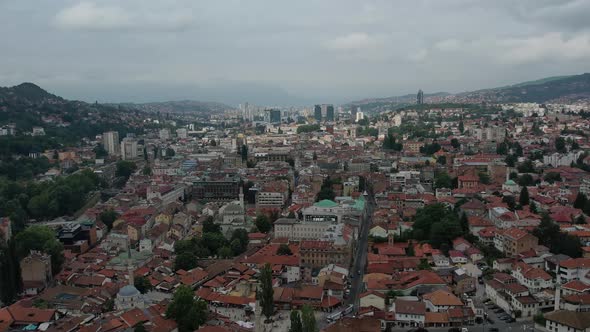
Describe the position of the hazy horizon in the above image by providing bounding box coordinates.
[1,1,590,106]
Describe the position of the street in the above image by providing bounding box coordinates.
[347,189,376,312]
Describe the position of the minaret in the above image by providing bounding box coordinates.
[239,186,244,209]
[127,239,134,286]
[554,282,561,311]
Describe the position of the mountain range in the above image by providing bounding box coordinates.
[349,73,590,112]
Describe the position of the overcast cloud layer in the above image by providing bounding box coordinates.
[1,0,590,105]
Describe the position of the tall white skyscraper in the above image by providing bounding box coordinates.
[120,137,138,160]
[102,131,120,156]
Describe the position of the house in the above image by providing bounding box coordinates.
[557,258,590,284]
[452,237,472,252]
[359,291,386,311]
[465,247,483,262]
[512,262,553,293]
[393,300,425,328]
[494,228,538,257]
[20,251,52,295]
[422,289,463,312]
[433,254,451,268]
[544,310,590,332]
[449,251,468,264]
[460,200,487,217]
[6,302,57,328]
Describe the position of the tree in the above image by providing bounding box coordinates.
[258,263,274,322]
[143,147,148,161]
[202,216,221,234]
[544,172,562,183]
[166,147,176,157]
[555,137,567,153]
[99,209,118,231]
[0,240,23,304]
[142,166,152,176]
[572,140,580,150]
[519,186,530,206]
[301,304,317,332]
[174,252,197,271]
[451,138,460,149]
[217,246,232,258]
[277,244,292,256]
[458,121,464,134]
[517,159,535,173]
[460,213,469,233]
[574,193,587,209]
[240,145,248,161]
[517,174,534,187]
[575,215,586,225]
[505,154,517,167]
[166,285,208,332]
[478,172,491,185]
[15,225,64,275]
[289,310,303,332]
[503,195,516,210]
[255,215,272,233]
[316,177,336,201]
[116,160,137,179]
[434,171,452,189]
[134,276,153,294]
[496,142,508,155]
[436,155,447,165]
[417,258,431,270]
[386,290,402,305]
[230,229,249,255]
[312,152,318,161]
[533,213,583,257]
[134,323,147,332]
[529,201,538,214]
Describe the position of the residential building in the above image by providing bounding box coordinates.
[494,228,538,257]
[544,310,590,332]
[120,137,138,160]
[102,131,120,156]
[20,251,52,295]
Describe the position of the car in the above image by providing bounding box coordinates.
[489,328,499,332]
[486,318,495,324]
[357,269,361,275]
[506,318,516,323]
[494,309,504,313]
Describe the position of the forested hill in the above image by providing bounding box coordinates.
[0,82,145,147]
[0,82,63,103]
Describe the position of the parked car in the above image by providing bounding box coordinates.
[506,318,516,323]
[489,328,499,332]
[486,318,495,324]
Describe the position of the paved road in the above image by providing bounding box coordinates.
[347,189,375,312]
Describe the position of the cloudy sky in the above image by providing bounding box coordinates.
[1,0,589,105]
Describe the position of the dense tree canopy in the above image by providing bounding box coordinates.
[166,285,208,332]
[15,225,64,274]
[412,204,463,249]
[533,214,582,258]
[258,263,274,322]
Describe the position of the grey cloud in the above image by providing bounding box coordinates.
[0,0,589,105]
